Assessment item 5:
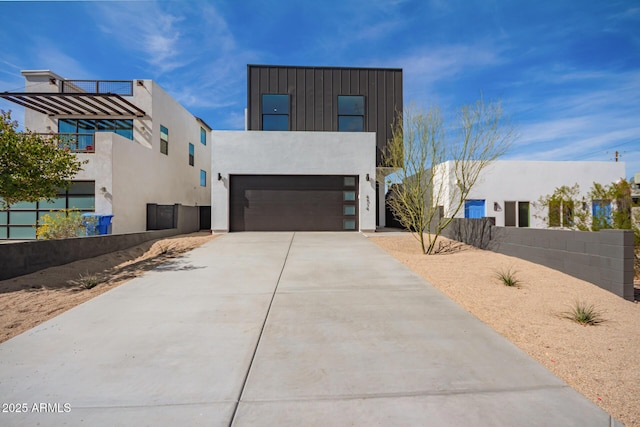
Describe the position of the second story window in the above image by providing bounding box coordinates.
[200,127,207,145]
[188,143,194,166]
[338,95,364,132]
[160,125,168,155]
[262,94,289,131]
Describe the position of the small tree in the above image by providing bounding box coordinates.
[384,100,514,254]
[536,180,634,232]
[0,110,85,208]
[536,184,590,230]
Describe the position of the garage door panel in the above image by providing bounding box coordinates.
[230,175,358,231]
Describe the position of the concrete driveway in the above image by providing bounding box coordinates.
[0,232,622,426]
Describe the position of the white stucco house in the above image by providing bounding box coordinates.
[210,65,403,233]
[0,70,211,239]
[433,160,627,228]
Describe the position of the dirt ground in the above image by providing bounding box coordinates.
[1,231,638,425]
[370,233,640,427]
[0,232,216,343]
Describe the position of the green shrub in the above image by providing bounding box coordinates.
[494,267,521,287]
[36,209,97,239]
[562,300,606,326]
[78,272,101,290]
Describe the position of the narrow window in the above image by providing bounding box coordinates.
[188,143,194,166]
[262,94,289,131]
[200,127,206,145]
[504,201,516,227]
[160,125,168,155]
[518,202,530,228]
[338,95,364,132]
[548,199,561,227]
[200,170,207,187]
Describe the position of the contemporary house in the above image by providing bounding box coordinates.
[211,65,403,232]
[433,160,627,228]
[0,70,211,239]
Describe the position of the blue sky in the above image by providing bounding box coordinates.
[1,0,638,178]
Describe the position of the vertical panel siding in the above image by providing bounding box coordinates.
[247,65,402,165]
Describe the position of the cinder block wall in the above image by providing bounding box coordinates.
[441,218,635,301]
[0,229,180,281]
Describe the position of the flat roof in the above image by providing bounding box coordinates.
[247,64,403,72]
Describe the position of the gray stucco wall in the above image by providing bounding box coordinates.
[441,219,635,301]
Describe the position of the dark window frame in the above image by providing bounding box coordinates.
[188,143,195,166]
[200,127,207,145]
[200,170,207,187]
[0,181,95,240]
[160,125,169,155]
[261,94,290,131]
[338,95,365,132]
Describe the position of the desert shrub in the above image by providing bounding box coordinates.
[562,300,606,326]
[494,267,521,287]
[36,209,97,239]
[78,272,101,290]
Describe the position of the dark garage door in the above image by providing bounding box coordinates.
[230,175,358,231]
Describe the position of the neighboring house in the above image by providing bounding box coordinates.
[433,160,626,228]
[0,70,211,239]
[211,65,403,232]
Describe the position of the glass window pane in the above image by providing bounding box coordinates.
[68,182,95,195]
[200,127,206,145]
[68,196,95,210]
[0,227,7,239]
[0,211,7,225]
[344,206,356,215]
[338,116,363,132]
[344,177,356,187]
[262,94,289,114]
[160,125,168,140]
[10,201,37,210]
[58,119,76,134]
[338,96,364,115]
[343,219,356,230]
[263,115,289,131]
[96,119,114,132]
[10,211,37,225]
[9,227,36,239]
[343,191,356,201]
[41,197,66,209]
[200,170,207,187]
[115,120,134,140]
[189,143,194,155]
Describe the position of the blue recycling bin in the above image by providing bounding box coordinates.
[96,215,114,235]
[82,214,113,236]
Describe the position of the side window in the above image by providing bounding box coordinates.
[262,94,289,131]
[200,127,206,145]
[200,170,207,187]
[188,143,194,166]
[160,125,168,155]
[338,95,364,132]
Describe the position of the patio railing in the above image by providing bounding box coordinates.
[36,133,95,153]
[60,80,133,96]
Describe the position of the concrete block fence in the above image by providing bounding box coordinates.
[441,218,635,301]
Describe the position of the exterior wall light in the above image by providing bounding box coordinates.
[218,173,222,181]
[366,173,370,182]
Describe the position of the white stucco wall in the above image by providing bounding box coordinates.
[211,131,377,232]
[436,160,627,228]
[21,70,212,234]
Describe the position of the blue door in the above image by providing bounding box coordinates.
[464,200,485,219]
